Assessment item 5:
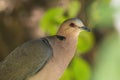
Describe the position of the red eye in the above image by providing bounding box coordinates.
[69,23,76,27]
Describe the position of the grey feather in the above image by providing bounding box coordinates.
[0,38,53,80]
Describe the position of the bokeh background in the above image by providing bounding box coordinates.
[0,0,120,80]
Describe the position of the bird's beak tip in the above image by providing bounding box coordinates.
[79,26,91,32]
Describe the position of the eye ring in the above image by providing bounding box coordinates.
[69,23,76,27]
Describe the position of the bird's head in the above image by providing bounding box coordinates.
[57,18,90,38]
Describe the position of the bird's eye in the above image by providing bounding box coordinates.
[69,23,76,27]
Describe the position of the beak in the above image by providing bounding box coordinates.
[79,26,90,32]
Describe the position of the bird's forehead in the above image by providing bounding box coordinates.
[70,18,81,22]
[67,18,83,24]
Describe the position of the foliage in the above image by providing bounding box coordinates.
[93,33,120,80]
[60,56,91,80]
[40,0,80,35]
[88,0,113,28]
[77,31,94,53]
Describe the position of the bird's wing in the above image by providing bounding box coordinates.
[0,38,53,80]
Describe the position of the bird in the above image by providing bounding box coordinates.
[0,18,90,80]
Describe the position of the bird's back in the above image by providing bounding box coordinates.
[0,38,53,80]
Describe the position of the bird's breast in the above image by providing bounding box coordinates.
[28,38,77,80]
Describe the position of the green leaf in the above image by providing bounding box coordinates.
[60,56,91,80]
[60,69,73,80]
[40,0,81,35]
[89,1,113,28]
[77,31,94,53]
[93,33,120,80]
[68,0,81,17]
[40,7,66,35]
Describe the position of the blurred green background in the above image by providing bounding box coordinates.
[0,0,120,80]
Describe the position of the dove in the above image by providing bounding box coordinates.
[0,18,90,80]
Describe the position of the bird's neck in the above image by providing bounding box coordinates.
[57,29,79,39]
[47,35,78,70]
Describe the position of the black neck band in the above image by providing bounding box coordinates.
[56,35,66,41]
